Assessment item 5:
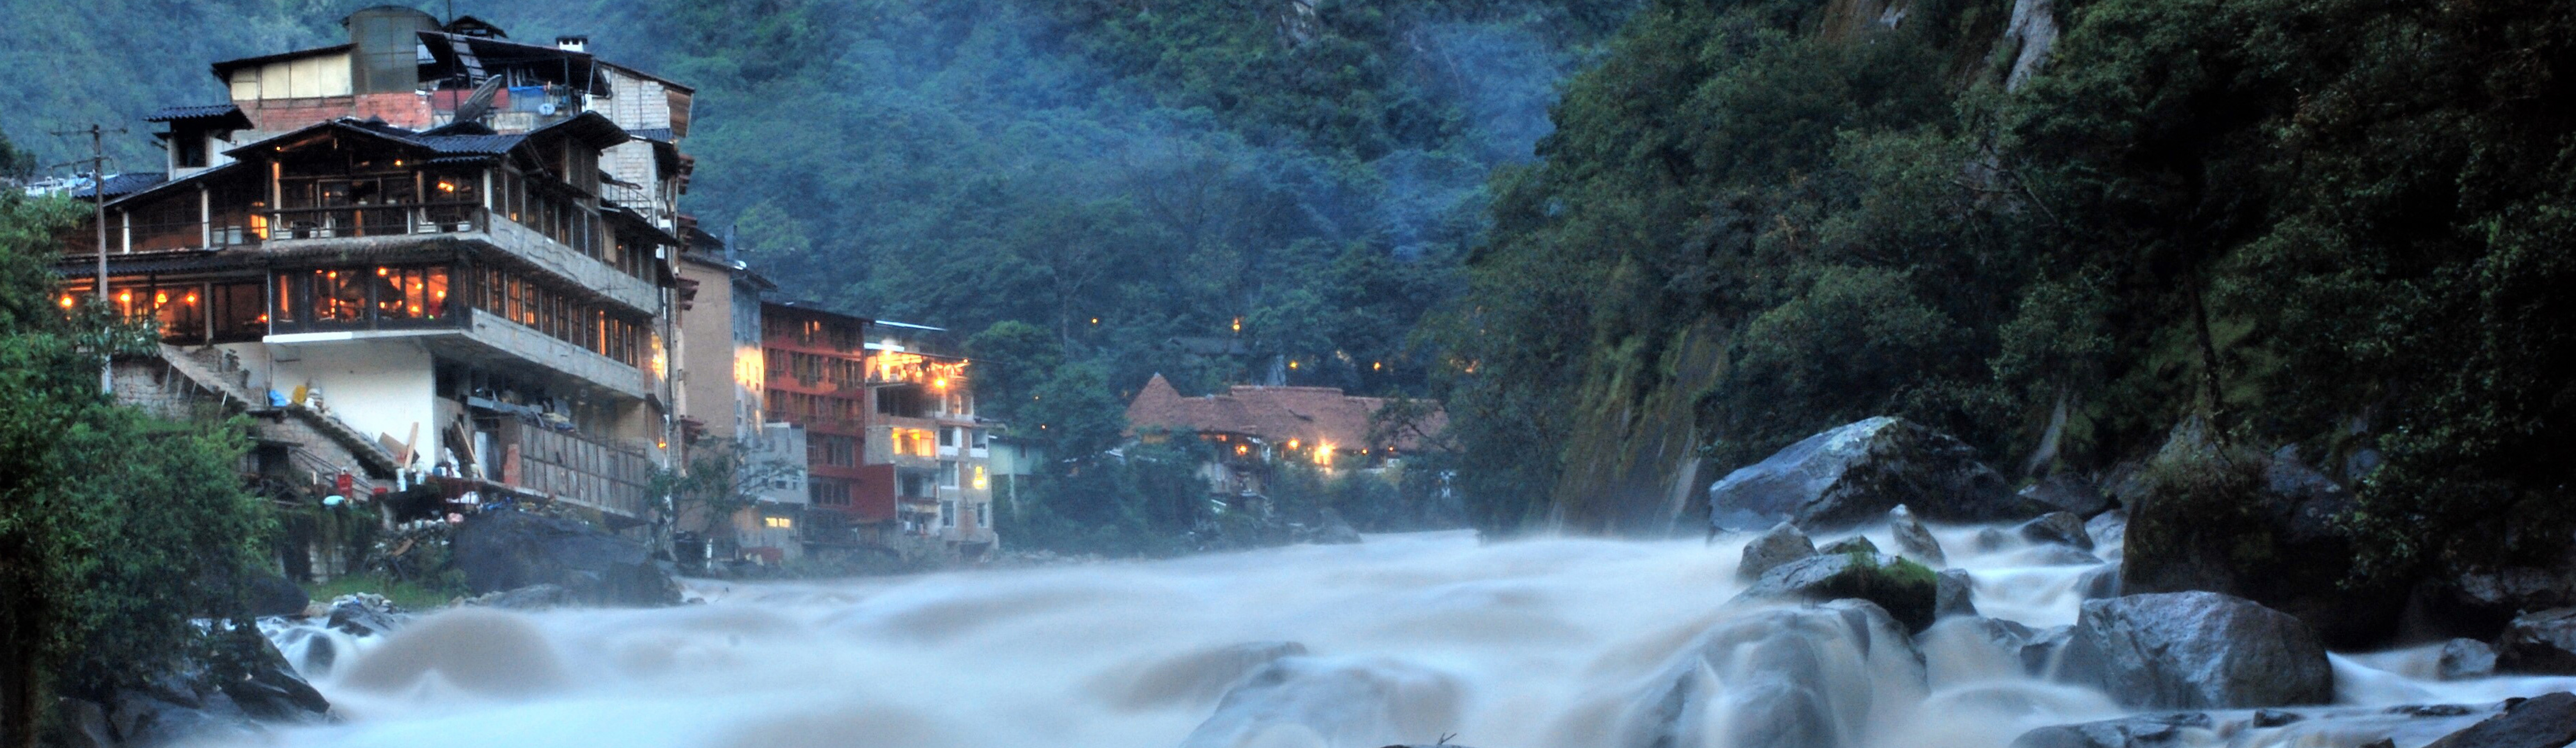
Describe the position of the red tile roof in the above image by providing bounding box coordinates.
[1125,374,1448,452]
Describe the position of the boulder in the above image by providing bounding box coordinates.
[1737,523,1817,583]
[1178,656,1461,748]
[2085,510,2127,555]
[451,510,681,607]
[1888,505,1947,566]
[59,633,330,747]
[326,594,402,637]
[1306,508,1364,545]
[2055,591,2333,709]
[2011,712,2214,748]
[2120,422,2407,648]
[1975,527,2014,552]
[2433,550,2576,636]
[2020,474,2113,518]
[1935,569,1978,619]
[2422,692,2576,748]
[2439,639,2498,680]
[245,572,310,619]
[2017,512,2093,551]
[1617,600,1924,748]
[2023,545,2105,566]
[1707,417,2041,531]
[2495,607,2576,674]
[2077,566,2121,600]
[1734,551,1940,632]
[1817,536,1878,555]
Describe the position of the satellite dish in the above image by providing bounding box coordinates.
[538,102,558,116]
[451,76,504,124]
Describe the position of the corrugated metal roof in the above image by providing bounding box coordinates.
[411,134,525,154]
[625,128,675,143]
[71,173,167,199]
[145,104,246,122]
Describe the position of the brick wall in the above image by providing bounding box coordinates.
[243,92,436,132]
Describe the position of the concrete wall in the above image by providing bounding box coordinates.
[266,337,436,467]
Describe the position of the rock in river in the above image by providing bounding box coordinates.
[1615,599,1924,748]
[1734,551,1940,632]
[1737,522,1817,583]
[452,509,680,607]
[1888,504,1947,566]
[2495,607,2576,674]
[1707,416,2042,531]
[2422,692,2576,748]
[2017,511,2093,551]
[2055,591,2333,710]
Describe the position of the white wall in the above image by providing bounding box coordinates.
[266,338,436,468]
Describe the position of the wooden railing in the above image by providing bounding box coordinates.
[267,202,488,240]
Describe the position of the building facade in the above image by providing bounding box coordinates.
[56,8,703,550]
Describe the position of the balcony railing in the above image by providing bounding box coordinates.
[267,202,488,240]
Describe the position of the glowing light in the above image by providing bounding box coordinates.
[1235,444,1249,456]
[376,267,389,276]
[1313,440,1334,467]
[972,466,988,490]
[249,213,268,239]
[409,305,422,315]
[933,377,948,389]
[1289,360,1299,370]
[436,181,456,193]
[1287,439,1300,450]
[117,291,131,303]
[155,292,167,304]
[1091,318,1100,324]
[184,293,197,304]
[1372,361,1382,371]
[394,159,404,166]
[58,296,74,309]
[1231,317,1241,333]
[764,516,792,529]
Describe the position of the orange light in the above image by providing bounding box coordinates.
[394,159,404,166]
[409,305,422,315]
[256,314,268,323]
[184,293,197,304]
[1288,360,1299,370]
[376,267,389,276]
[933,377,948,389]
[117,291,131,303]
[1372,361,1382,371]
[1235,444,1249,456]
[58,296,74,309]
[1231,317,1241,333]
[437,181,456,193]
[155,292,168,304]
[1090,317,1100,325]
[433,290,446,300]
[1287,439,1300,450]
[1314,440,1334,467]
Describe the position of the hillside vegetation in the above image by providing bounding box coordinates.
[1434,0,2576,587]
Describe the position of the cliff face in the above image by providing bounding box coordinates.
[1528,0,2053,535]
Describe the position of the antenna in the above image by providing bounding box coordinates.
[47,122,129,393]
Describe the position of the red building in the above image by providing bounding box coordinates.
[759,302,880,531]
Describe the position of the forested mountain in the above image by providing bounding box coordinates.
[1437,0,2576,591]
[0,0,1627,418]
[10,0,2574,581]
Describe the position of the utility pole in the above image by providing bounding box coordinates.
[51,123,124,393]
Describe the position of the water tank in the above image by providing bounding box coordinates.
[345,6,439,94]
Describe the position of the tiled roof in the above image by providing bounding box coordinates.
[1124,374,1447,452]
[145,104,244,122]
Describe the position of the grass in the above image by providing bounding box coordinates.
[300,573,465,611]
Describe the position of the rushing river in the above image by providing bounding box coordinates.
[247,525,2576,748]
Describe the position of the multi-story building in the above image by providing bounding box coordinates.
[58,8,702,541]
[675,246,810,563]
[758,306,999,557]
[759,301,876,547]
[863,323,998,554]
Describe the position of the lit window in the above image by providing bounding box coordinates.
[764,516,793,529]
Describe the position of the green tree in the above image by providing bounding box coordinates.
[0,182,274,747]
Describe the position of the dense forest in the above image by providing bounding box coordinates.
[6,0,2575,592]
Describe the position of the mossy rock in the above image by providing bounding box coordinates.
[1733,551,1942,632]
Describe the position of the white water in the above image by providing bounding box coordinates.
[238,525,2576,748]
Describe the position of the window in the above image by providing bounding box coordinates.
[971,465,988,490]
[175,136,208,169]
[939,461,957,488]
[809,478,850,506]
[975,501,987,527]
[969,429,987,449]
[940,500,956,528]
[891,429,935,458]
[939,427,956,448]
[763,516,793,529]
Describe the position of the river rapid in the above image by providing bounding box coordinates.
[245,525,2576,748]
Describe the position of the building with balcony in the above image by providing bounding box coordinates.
[54,8,703,538]
[758,305,998,557]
